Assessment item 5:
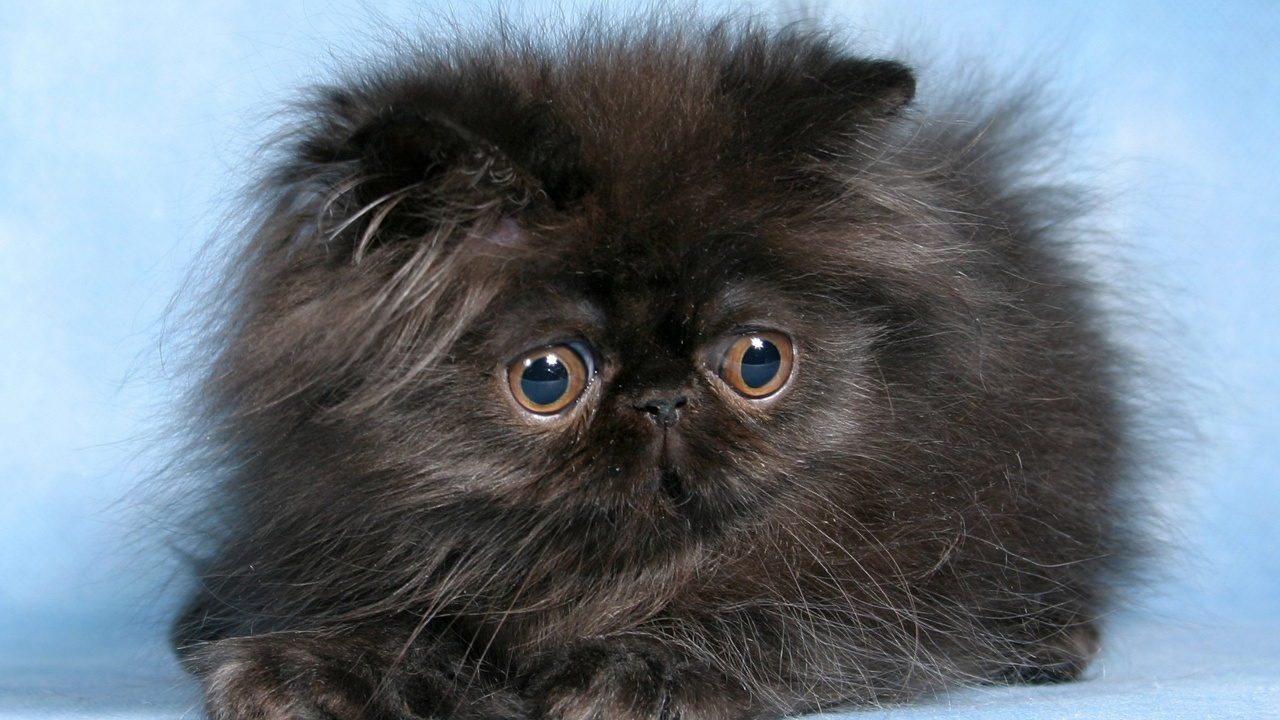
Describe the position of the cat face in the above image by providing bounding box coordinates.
[384,209,888,563]
[208,44,923,572]
[463,222,810,542]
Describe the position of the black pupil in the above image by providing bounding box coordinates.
[521,354,571,406]
[739,338,781,388]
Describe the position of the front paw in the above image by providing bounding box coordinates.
[1010,621,1101,684]
[185,633,399,720]
[522,641,743,720]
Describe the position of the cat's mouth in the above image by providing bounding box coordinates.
[658,468,690,506]
[580,431,754,543]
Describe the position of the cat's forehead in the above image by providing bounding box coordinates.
[484,223,798,353]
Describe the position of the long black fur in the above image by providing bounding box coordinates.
[172,14,1135,720]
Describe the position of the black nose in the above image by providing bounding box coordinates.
[638,395,687,428]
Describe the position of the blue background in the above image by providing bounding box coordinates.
[1,0,1277,713]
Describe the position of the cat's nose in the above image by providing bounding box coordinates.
[638,395,687,428]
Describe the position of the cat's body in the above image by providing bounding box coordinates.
[173,17,1131,720]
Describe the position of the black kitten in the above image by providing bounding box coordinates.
[172,15,1132,720]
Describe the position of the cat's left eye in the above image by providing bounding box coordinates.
[718,332,794,398]
[507,343,594,414]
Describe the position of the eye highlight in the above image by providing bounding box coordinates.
[719,332,793,398]
[507,343,593,414]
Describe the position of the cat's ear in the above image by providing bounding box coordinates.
[347,111,522,201]
[282,104,543,260]
[814,57,916,117]
[721,50,916,154]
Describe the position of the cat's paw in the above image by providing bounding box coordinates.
[522,642,743,720]
[185,634,400,720]
[1005,622,1101,685]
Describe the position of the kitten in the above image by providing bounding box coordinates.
[172,15,1132,720]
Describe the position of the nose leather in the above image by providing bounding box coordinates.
[638,395,687,428]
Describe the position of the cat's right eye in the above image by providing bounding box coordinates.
[506,343,594,414]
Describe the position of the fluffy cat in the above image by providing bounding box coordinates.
[171,15,1134,720]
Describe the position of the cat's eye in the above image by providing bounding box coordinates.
[507,343,594,414]
[718,332,793,398]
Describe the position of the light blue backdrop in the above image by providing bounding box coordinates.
[1,0,1276,682]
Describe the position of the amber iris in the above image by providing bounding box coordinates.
[719,332,793,398]
[508,345,591,414]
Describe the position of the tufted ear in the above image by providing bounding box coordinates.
[279,102,543,261]
[721,44,916,155]
[350,111,527,209]
[287,83,592,258]
[813,57,916,117]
